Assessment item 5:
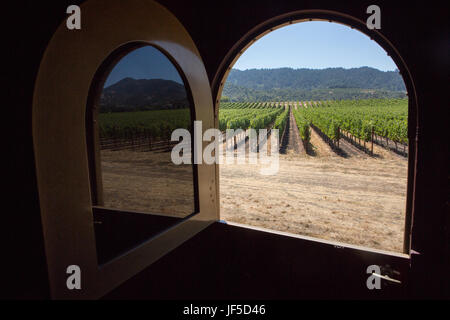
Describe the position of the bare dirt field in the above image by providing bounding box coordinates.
[220,129,408,253]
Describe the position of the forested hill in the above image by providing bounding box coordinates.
[100,78,188,112]
[222,67,407,101]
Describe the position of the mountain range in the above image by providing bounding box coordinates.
[222,67,406,101]
[100,77,189,112]
[100,67,407,112]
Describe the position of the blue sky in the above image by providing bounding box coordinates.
[104,21,398,87]
[104,46,183,87]
[233,21,397,71]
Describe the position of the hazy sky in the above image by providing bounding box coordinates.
[104,46,183,87]
[104,21,398,87]
[233,21,398,71]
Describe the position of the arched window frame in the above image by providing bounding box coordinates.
[32,0,217,299]
[212,12,418,255]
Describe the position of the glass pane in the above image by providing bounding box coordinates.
[97,46,196,217]
[89,45,197,264]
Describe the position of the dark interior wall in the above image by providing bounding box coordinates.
[103,222,410,300]
[4,0,449,299]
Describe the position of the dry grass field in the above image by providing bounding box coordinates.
[100,150,196,218]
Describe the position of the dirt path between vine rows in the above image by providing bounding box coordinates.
[280,108,305,155]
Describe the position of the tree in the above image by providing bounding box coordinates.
[220,95,231,103]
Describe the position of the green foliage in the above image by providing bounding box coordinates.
[292,109,311,144]
[222,67,407,102]
[273,108,289,137]
[98,108,191,140]
[296,98,408,143]
[98,99,408,150]
[220,95,231,103]
[226,67,406,91]
[222,84,406,102]
[249,108,283,130]
[219,102,283,131]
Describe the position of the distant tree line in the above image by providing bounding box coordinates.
[222,84,406,102]
[223,66,407,101]
[100,102,189,113]
[226,67,406,91]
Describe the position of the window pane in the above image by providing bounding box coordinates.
[88,45,197,264]
[97,46,196,216]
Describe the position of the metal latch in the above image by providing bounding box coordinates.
[375,264,402,284]
[371,272,401,284]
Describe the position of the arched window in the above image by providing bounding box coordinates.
[32,0,216,299]
[214,17,416,255]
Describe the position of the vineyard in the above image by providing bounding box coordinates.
[293,99,408,154]
[219,102,285,131]
[98,98,409,252]
[217,99,409,253]
[219,98,408,157]
[98,109,191,151]
[98,102,287,151]
[97,98,408,157]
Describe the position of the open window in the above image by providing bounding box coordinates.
[32,0,216,299]
[216,21,411,254]
[213,13,417,292]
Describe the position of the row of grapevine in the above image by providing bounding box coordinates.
[296,98,408,145]
[220,101,304,109]
[272,108,289,137]
[98,109,191,141]
[292,108,311,145]
[331,99,407,145]
[248,108,284,130]
[220,102,280,109]
[297,108,340,144]
[218,106,284,153]
[219,107,284,131]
